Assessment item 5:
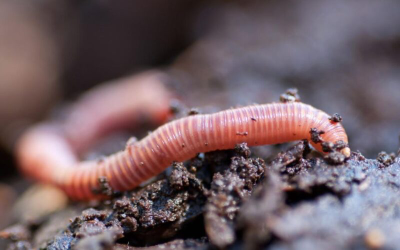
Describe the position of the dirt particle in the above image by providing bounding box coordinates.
[235,143,251,158]
[82,208,107,221]
[187,108,200,116]
[329,113,343,122]
[322,140,349,154]
[324,151,346,164]
[114,198,139,217]
[377,151,394,167]
[92,177,115,197]
[334,140,348,150]
[271,141,308,172]
[310,128,325,143]
[351,151,366,161]
[279,88,301,103]
[251,117,257,121]
[120,217,138,233]
[322,141,335,152]
[168,162,190,190]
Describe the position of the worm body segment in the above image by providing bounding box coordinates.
[17,102,349,200]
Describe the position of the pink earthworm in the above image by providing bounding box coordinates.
[16,77,350,200]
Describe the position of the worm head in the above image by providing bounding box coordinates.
[340,147,351,158]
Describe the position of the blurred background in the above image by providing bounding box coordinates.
[1,0,400,229]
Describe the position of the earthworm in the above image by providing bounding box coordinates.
[16,82,350,200]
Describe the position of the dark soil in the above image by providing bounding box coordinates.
[2,142,400,249]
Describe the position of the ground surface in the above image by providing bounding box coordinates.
[2,142,400,249]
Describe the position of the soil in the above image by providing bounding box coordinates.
[3,142,400,249]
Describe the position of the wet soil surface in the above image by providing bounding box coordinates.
[2,142,400,249]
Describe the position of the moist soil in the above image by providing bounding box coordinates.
[2,140,400,249]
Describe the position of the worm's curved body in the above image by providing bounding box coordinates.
[17,77,349,200]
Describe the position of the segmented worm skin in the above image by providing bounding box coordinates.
[17,80,349,200]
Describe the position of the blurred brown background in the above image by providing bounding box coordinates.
[1,0,400,229]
